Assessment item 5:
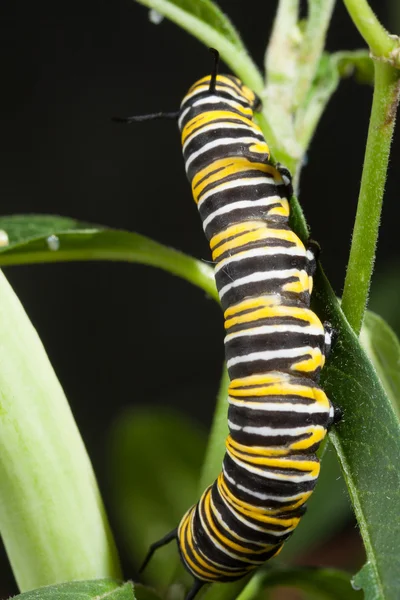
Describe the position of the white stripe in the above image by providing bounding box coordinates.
[198,177,276,209]
[185,136,262,171]
[228,420,324,438]
[223,468,306,508]
[210,500,266,547]
[228,397,329,414]
[215,246,305,273]
[218,483,293,537]
[182,122,263,152]
[191,95,252,114]
[225,324,323,342]
[181,84,247,107]
[197,499,249,563]
[219,269,305,299]
[227,346,316,368]
[203,197,280,232]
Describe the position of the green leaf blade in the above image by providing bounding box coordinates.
[360,310,400,419]
[11,579,135,599]
[0,214,218,302]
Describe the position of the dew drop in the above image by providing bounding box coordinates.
[148,8,164,24]
[47,234,60,251]
[0,230,9,247]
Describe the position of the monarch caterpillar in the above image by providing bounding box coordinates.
[116,49,336,600]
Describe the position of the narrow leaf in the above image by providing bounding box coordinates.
[361,310,400,418]
[11,580,135,599]
[0,215,218,302]
[134,0,263,92]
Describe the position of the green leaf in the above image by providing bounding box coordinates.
[107,408,206,588]
[0,270,122,591]
[332,49,374,85]
[133,584,163,600]
[312,268,400,600]
[361,310,400,419]
[0,214,218,302]
[11,580,135,599]
[352,562,380,600]
[133,0,263,92]
[237,567,362,600]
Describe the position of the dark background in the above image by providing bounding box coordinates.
[1,0,399,596]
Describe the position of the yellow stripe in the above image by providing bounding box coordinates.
[212,228,299,261]
[202,493,268,557]
[225,305,322,330]
[181,110,259,145]
[211,220,266,249]
[227,445,321,477]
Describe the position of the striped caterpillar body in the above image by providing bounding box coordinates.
[128,53,335,600]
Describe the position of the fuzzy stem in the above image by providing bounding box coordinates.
[342,0,398,59]
[341,61,400,334]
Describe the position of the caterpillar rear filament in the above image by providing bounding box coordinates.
[118,49,335,600]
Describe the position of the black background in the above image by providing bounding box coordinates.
[1,0,399,595]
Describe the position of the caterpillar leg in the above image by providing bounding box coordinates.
[332,404,343,425]
[323,321,337,359]
[306,240,321,278]
[185,580,205,600]
[139,528,177,574]
[275,162,293,197]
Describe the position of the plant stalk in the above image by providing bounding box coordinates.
[341,61,400,334]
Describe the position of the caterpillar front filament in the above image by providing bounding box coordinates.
[120,50,335,600]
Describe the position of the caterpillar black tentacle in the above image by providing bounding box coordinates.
[127,50,335,600]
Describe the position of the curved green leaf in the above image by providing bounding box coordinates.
[107,408,206,588]
[134,0,263,92]
[360,310,400,418]
[333,49,374,84]
[237,567,362,600]
[11,580,135,599]
[0,215,218,302]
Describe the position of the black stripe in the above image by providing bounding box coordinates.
[228,404,329,429]
[198,182,285,220]
[225,331,324,356]
[215,253,309,290]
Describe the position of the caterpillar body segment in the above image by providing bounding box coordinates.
[174,72,334,593]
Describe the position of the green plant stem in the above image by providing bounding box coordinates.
[0,270,121,590]
[342,0,397,58]
[341,61,400,334]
